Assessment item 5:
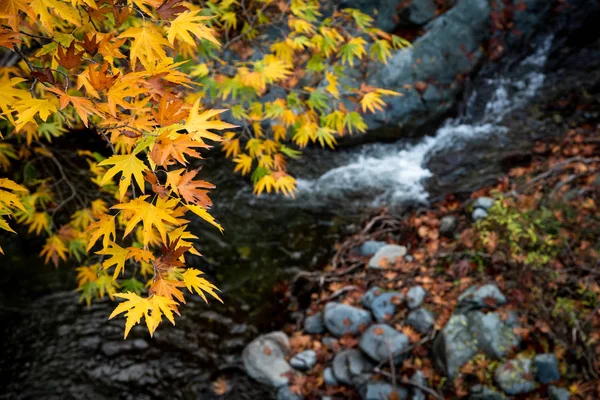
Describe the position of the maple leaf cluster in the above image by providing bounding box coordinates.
[0,0,410,337]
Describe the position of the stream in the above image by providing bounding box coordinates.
[2,26,600,400]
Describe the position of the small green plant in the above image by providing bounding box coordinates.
[476,196,561,268]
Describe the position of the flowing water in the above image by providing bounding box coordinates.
[0,33,587,400]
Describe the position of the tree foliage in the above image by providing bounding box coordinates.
[0,0,407,338]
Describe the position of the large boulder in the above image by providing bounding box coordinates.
[242,331,294,388]
[332,349,375,386]
[359,324,410,364]
[324,302,373,337]
[401,0,438,25]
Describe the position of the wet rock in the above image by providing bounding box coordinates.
[332,349,375,386]
[290,350,317,371]
[323,367,338,386]
[370,291,403,322]
[406,308,435,334]
[432,314,478,379]
[402,0,437,25]
[472,208,488,221]
[324,302,372,337]
[359,324,410,364]
[361,380,408,400]
[242,331,293,388]
[406,285,426,309]
[549,385,571,400]
[410,370,427,400]
[304,312,325,334]
[361,287,383,309]
[439,215,458,237]
[473,197,495,210]
[534,353,560,384]
[277,386,303,400]
[469,384,506,400]
[359,240,387,256]
[458,284,507,310]
[469,311,520,359]
[368,245,407,269]
[494,357,536,396]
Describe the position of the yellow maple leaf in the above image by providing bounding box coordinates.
[40,235,68,267]
[96,242,129,280]
[85,215,116,251]
[46,87,103,127]
[109,292,151,339]
[187,204,223,233]
[166,11,219,46]
[119,24,171,71]
[12,96,58,131]
[146,294,177,336]
[98,153,147,201]
[181,268,222,303]
[112,196,181,246]
[184,100,237,142]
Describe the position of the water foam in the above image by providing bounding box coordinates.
[298,36,553,206]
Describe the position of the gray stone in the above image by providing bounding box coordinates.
[361,287,383,309]
[469,311,520,359]
[290,350,317,371]
[406,285,426,309]
[534,353,560,384]
[361,380,408,400]
[368,245,407,269]
[323,367,338,386]
[370,291,403,322]
[494,357,536,396]
[359,324,410,364]
[549,385,571,400]
[469,384,506,400]
[323,302,373,337]
[277,386,303,400]
[242,331,293,388]
[359,240,387,256]
[404,0,437,25]
[439,215,458,237]
[472,208,489,221]
[410,370,427,400]
[473,197,495,210]
[432,314,478,379]
[332,349,375,386]
[406,308,435,334]
[304,312,325,334]
[458,284,507,310]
